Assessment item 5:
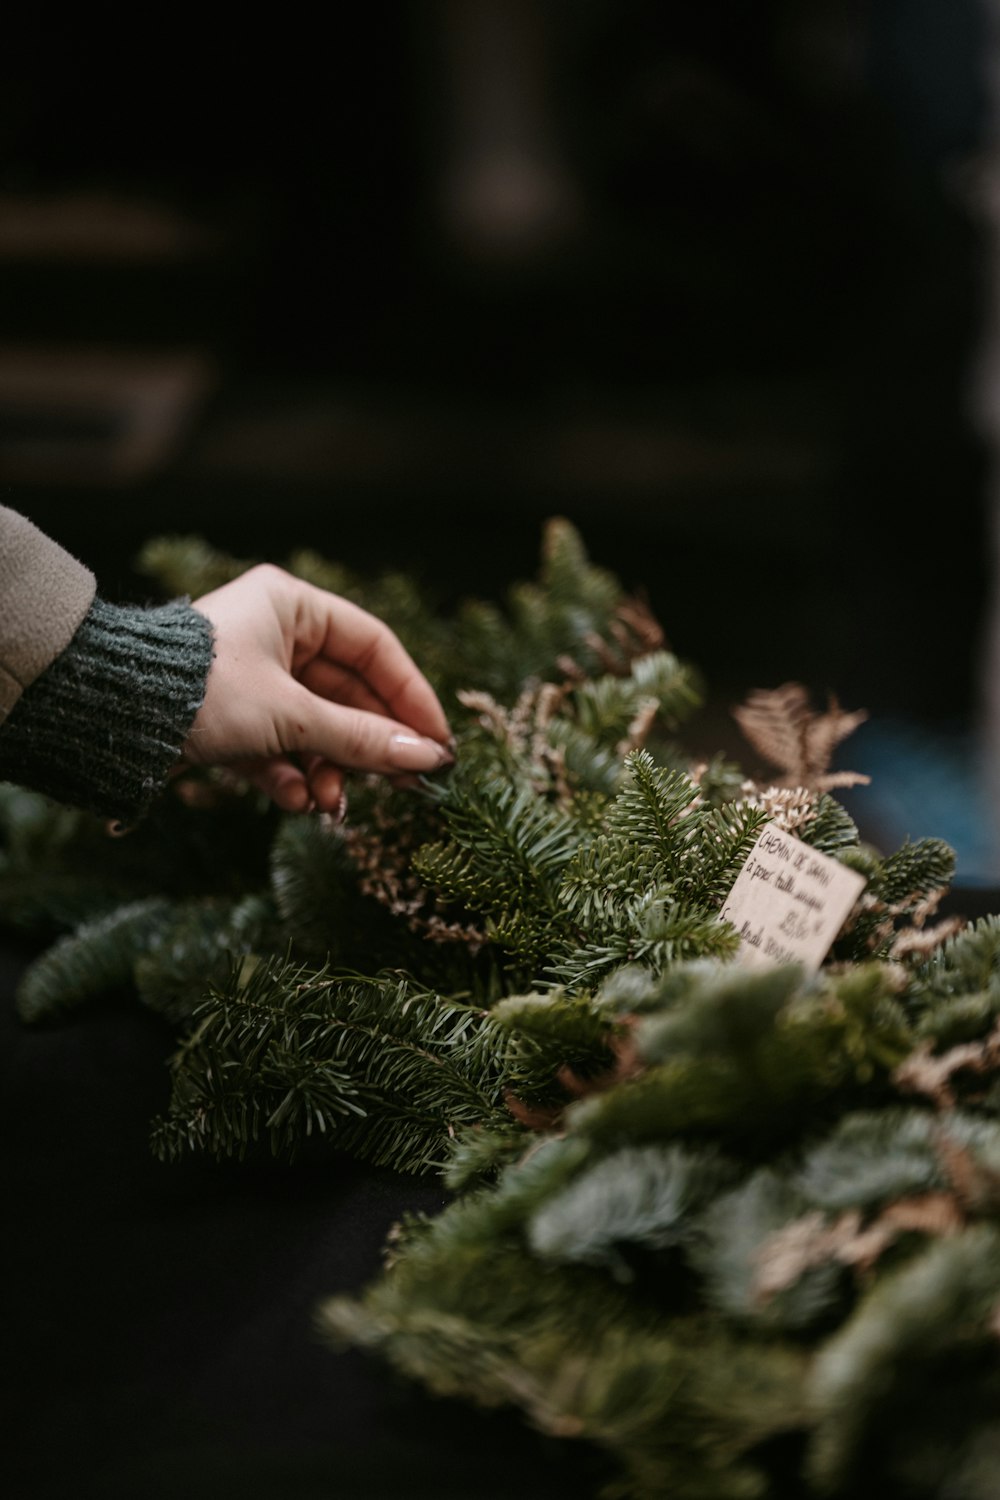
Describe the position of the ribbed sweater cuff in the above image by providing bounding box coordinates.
[0,596,215,825]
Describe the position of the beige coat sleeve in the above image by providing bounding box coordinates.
[0,507,96,723]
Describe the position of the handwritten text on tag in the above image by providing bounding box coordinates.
[720,825,866,972]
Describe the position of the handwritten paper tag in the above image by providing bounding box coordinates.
[720,824,867,972]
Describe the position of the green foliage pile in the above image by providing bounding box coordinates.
[4,520,1000,1498]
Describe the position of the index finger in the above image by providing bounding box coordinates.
[300,586,451,745]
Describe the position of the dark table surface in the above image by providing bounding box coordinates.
[0,938,614,1500]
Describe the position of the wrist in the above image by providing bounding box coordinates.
[0,595,215,824]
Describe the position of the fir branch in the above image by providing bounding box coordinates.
[691,753,750,808]
[835,837,957,961]
[413,776,580,964]
[133,893,274,1022]
[527,1142,737,1276]
[668,799,770,906]
[570,651,701,745]
[565,962,912,1154]
[11,514,1000,1499]
[540,514,622,618]
[906,915,1000,1046]
[489,989,619,1106]
[807,1226,1000,1493]
[544,900,740,993]
[915,989,1000,1050]
[443,1123,533,1190]
[688,1168,844,1332]
[545,719,624,796]
[918,913,1000,996]
[796,793,860,854]
[16,897,176,1022]
[320,1207,809,1500]
[269,813,359,952]
[557,833,663,931]
[441,517,653,697]
[605,750,700,854]
[871,838,957,908]
[152,958,510,1170]
[543,753,762,990]
[791,1108,1000,1212]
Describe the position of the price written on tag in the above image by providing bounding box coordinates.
[720,824,867,972]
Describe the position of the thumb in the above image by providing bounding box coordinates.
[284,683,454,775]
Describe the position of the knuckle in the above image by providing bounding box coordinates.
[340,708,392,767]
[248,562,290,590]
[341,715,376,765]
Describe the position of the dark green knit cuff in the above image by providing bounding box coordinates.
[0,596,215,825]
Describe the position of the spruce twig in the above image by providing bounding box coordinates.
[4,516,996,1499]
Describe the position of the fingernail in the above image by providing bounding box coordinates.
[446,734,458,755]
[318,790,348,830]
[388,734,454,771]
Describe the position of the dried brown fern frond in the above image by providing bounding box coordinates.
[732,682,870,793]
[754,1121,1000,1305]
[893,1020,1000,1108]
[753,1193,965,1302]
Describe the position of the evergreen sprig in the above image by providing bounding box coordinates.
[4,516,995,1498]
[16,896,176,1022]
[151,958,511,1171]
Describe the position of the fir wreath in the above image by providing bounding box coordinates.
[3,519,999,1499]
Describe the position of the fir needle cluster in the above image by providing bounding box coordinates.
[3,519,999,1498]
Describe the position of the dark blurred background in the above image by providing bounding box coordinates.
[1,2,997,876]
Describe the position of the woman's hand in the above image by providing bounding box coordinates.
[182,564,453,813]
